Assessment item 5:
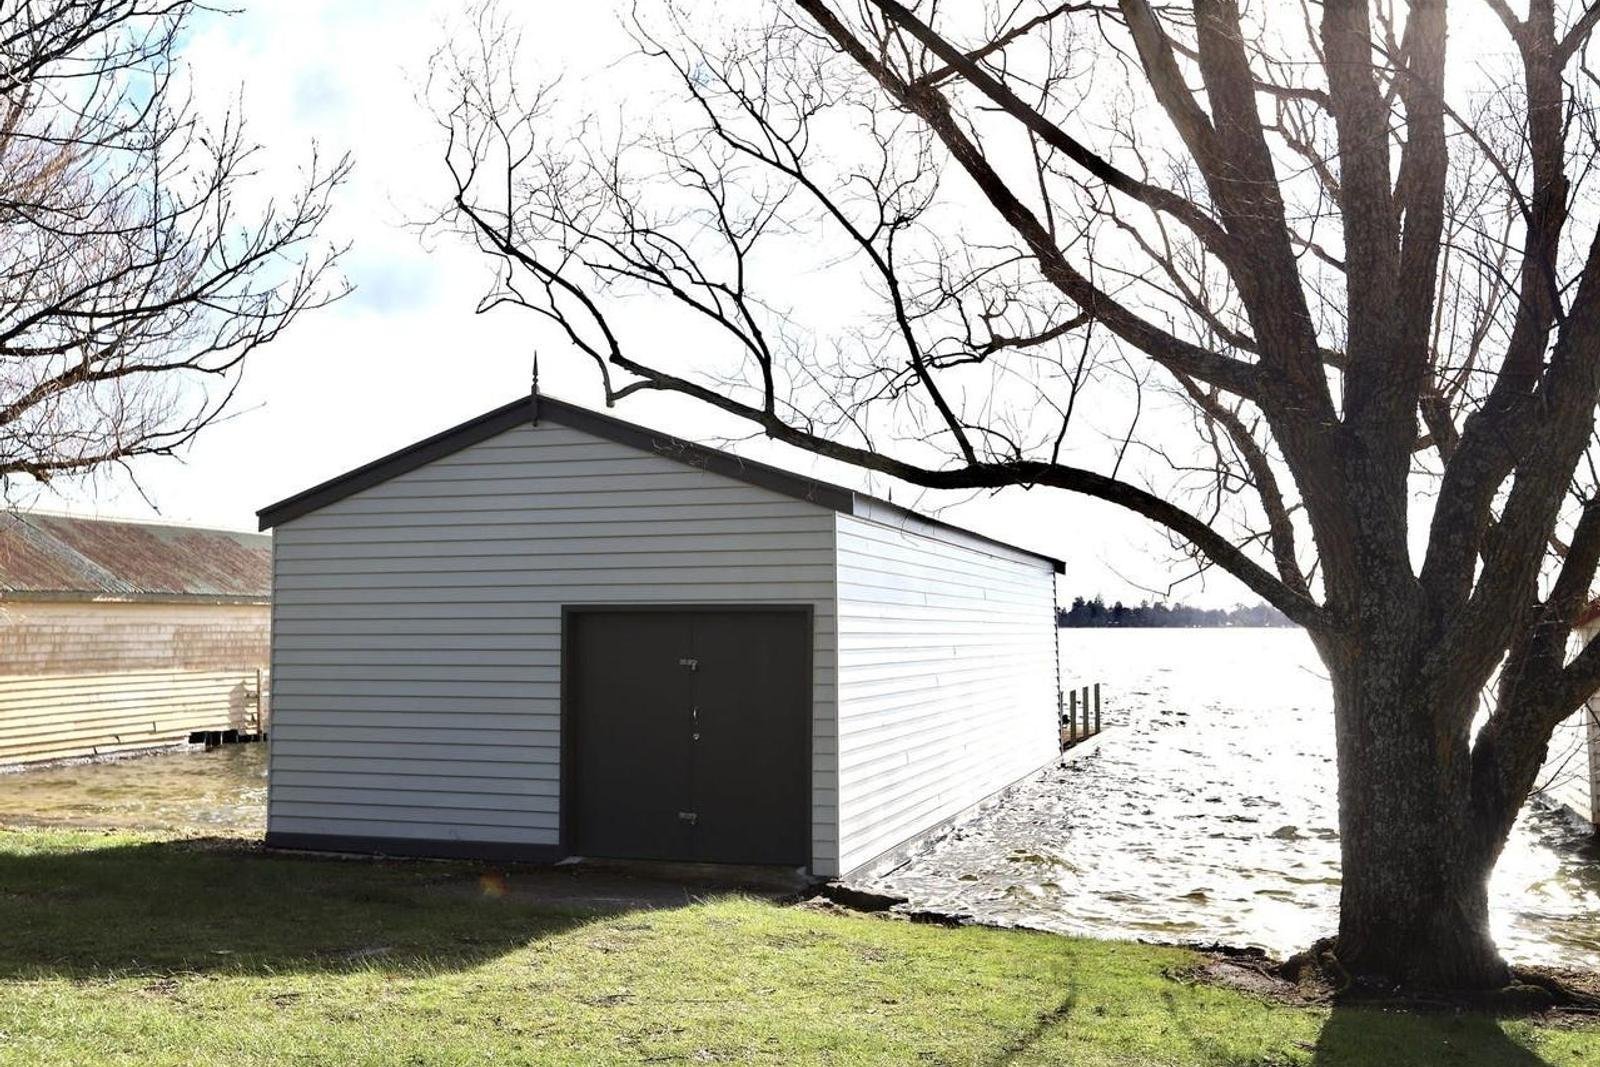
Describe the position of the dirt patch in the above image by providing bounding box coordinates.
[1174,955,1328,1006]
[1180,939,1600,1022]
[1166,942,1332,1006]
[802,887,979,929]
[902,907,972,927]
[793,895,859,920]
[815,883,908,912]
[140,977,182,998]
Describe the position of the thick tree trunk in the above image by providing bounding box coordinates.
[1326,641,1512,991]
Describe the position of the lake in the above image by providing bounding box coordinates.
[864,627,1600,969]
[0,742,266,836]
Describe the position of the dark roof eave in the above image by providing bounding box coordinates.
[257,395,1066,573]
[845,493,1065,574]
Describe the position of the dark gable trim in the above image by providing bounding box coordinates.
[848,496,1066,574]
[257,395,1065,573]
[540,399,856,514]
[256,397,534,532]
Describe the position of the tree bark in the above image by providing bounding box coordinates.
[1327,638,1511,990]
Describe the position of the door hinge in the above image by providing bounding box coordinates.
[677,811,698,824]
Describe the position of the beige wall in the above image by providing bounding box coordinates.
[0,600,271,766]
[0,600,268,675]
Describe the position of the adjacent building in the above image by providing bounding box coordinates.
[0,512,272,766]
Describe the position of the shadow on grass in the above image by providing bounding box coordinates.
[0,835,705,979]
[1154,972,1560,1066]
[1311,1004,1552,1066]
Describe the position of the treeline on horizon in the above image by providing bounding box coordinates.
[1058,596,1295,628]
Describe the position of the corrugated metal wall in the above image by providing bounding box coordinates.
[268,422,842,871]
[0,601,270,765]
[834,508,1059,876]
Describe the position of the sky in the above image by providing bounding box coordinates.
[23,0,1265,608]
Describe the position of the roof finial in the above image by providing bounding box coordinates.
[530,351,541,425]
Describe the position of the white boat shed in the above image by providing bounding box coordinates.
[257,395,1064,878]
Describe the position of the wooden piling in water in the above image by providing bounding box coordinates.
[1061,682,1109,748]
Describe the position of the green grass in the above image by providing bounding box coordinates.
[0,827,1593,1065]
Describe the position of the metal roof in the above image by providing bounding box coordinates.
[257,394,1065,573]
[0,511,272,603]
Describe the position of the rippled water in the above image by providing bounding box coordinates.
[0,743,267,836]
[866,628,1600,969]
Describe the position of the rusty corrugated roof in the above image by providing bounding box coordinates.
[0,512,270,603]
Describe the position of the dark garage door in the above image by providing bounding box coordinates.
[566,608,810,866]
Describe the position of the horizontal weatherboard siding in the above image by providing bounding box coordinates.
[834,513,1059,876]
[268,421,841,873]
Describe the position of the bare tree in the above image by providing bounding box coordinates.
[431,0,1600,990]
[0,1,348,489]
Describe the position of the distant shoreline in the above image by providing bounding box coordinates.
[1057,622,1298,629]
[1057,597,1294,629]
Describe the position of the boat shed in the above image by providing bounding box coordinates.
[257,395,1064,878]
[0,512,272,766]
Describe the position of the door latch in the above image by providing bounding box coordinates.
[678,658,699,671]
[677,811,698,824]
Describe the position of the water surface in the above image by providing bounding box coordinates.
[0,743,266,836]
[866,628,1600,969]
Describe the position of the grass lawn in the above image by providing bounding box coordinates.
[0,828,1594,1065]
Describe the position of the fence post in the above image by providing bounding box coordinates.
[1094,682,1102,733]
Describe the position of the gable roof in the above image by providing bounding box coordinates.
[257,395,1065,573]
[0,511,272,603]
